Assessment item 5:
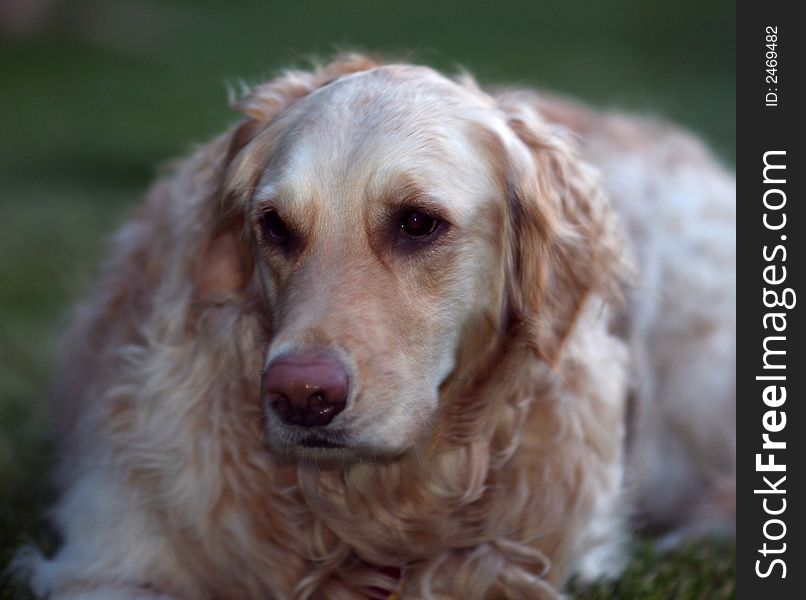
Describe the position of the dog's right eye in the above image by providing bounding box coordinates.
[260,211,291,247]
[400,210,439,239]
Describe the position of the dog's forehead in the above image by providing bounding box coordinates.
[311,64,492,121]
[256,67,506,217]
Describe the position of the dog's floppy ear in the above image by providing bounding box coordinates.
[499,94,626,365]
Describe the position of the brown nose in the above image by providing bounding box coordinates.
[262,353,349,427]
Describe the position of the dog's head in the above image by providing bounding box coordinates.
[207,56,622,461]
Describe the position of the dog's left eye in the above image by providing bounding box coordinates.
[260,210,292,246]
[399,210,440,240]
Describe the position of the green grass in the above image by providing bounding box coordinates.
[1,0,734,597]
[573,542,735,599]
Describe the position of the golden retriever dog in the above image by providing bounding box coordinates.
[23,54,735,599]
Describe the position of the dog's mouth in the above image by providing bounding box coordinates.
[273,431,369,465]
[298,435,346,449]
[271,427,405,464]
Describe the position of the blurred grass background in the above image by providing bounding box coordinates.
[1,0,735,597]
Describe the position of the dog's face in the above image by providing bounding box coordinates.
[221,64,608,461]
[240,68,516,460]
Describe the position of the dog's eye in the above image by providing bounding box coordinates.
[260,211,291,246]
[399,210,440,240]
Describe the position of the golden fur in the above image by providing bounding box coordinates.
[23,54,735,599]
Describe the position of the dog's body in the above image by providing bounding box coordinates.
[25,56,735,599]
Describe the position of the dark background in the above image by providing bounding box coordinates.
[1,0,735,597]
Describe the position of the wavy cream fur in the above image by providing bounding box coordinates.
[22,54,735,599]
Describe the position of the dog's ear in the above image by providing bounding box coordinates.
[193,215,255,300]
[499,95,626,365]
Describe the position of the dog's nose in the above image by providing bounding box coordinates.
[262,353,349,427]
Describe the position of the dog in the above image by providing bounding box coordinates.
[23,54,735,599]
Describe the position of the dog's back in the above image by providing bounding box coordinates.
[534,93,736,537]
